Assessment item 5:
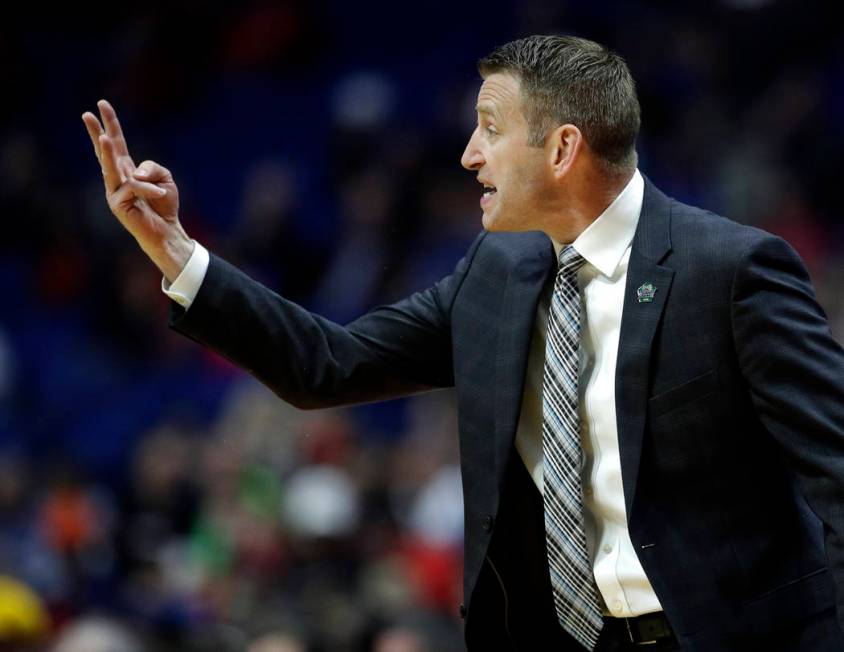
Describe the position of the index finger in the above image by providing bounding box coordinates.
[81,111,104,162]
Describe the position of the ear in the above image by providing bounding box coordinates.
[546,124,583,179]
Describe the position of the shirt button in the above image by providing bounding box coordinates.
[611,600,624,614]
[603,544,613,554]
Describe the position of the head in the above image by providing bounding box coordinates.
[461,35,641,238]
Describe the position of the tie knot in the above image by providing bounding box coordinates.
[557,245,586,275]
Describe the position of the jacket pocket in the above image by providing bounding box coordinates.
[738,566,834,630]
[649,368,720,418]
[741,566,829,607]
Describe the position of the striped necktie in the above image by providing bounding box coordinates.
[541,245,604,650]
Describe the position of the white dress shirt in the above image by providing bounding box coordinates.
[515,169,662,617]
[161,240,209,308]
[163,169,661,617]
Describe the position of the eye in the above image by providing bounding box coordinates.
[485,125,498,136]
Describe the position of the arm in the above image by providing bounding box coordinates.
[82,98,488,410]
[731,232,844,626]
[170,232,486,410]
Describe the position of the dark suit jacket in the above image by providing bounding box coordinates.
[170,178,844,650]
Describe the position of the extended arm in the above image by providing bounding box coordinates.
[82,99,488,411]
[170,233,486,409]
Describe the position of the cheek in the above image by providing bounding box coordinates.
[516,159,549,202]
[504,166,535,203]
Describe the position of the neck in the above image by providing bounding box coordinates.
[545,167,634,244]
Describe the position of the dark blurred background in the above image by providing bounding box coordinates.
[1,1,842,650]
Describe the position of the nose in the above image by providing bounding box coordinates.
[461,128,484,171]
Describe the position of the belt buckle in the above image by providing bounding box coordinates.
[624,617,658,646]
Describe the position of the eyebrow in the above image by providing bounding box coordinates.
[476,103,503,122]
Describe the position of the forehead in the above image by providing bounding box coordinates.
[476,72,523,122]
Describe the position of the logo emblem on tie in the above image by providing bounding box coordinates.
[637,282,657,303]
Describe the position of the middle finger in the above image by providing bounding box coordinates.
[97,99,133,163]
[99,135,124,195]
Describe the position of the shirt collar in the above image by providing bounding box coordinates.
[550,168,644,278]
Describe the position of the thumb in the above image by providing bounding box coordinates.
[133,160,173,184]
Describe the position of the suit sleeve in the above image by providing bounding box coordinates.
[731,232,844,626]
[168,232,487,409]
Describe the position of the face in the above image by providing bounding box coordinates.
[461,72,553,232]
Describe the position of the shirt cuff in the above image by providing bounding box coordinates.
[161,241,210,309]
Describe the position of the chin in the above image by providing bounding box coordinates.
[482,210,506,231]
[482,211,521,233]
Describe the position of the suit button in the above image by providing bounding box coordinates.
[482,515,494,532]
[459,603,466,619]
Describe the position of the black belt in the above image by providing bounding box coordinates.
[604,611,678,647]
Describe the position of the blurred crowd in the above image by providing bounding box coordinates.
[1,382,466,651]
[1,1,842,650]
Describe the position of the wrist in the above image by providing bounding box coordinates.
[146,225,195,283]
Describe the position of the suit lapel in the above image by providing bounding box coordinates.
[493,232,556,494]
[616,177,675,516]
[489,179,674,510]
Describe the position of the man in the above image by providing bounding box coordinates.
[83,35,844,651]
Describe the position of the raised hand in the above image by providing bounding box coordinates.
[82,99,193,282]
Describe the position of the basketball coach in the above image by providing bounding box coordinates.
[83,35,844,651]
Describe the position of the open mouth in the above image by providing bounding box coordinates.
[483,184,497,199]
